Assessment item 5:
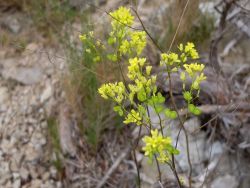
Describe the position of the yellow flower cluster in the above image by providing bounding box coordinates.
[95,6,209,169]
[79,31,103,63]
[127,57,146,80]
[119,31,146,56]
[110,6,134,28]
[183,63,206,90]
[79,34,86,41]
[142,129,178,163]
[179,42,199,59]
[98,82,126,104]
[127,58,157,103]
[160,52,180,67]
[123,109,142,125]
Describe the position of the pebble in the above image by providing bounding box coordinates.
[12,178,21,188]
[40,85,52,103]
[2,67,43,85]
[211,174,238,188]
[20,167,29,181]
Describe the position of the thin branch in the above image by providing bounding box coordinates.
[131,7,164,53]
[168,0,190,53]
[96,146,131,188]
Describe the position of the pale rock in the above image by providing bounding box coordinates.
[0,149,3,159]
[49,166,57,179]
[0,87,9,104]
[183,117,200,134]
[2,16,21,34]
[12,178,21,188]
[5,180,12,188]
[12,172,20,179]
[40,138,47,146]
[42,172,50,181]
[29,166,39,179]
[24,144,40,162]
[211,174,238,188]
[40,85,52,103]
[41,181,54,188]
[20,167,29,181]
[172,129,206,174]
[31,132,46,147]
[0,161,10,174]
[0,173,11,185]
[30,179,42,188]
[23,43,39,56]
[10,159,19,172]
[57,182,62,188]
[41,121,48,129]
[59,106,77,157]
[140,156,174,183]
[2,67,43,85]
[1,139,13,153]
[199,1,221,21]
[205,141,224,160]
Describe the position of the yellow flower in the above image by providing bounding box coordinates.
[142,129,178,163]
[184,42,199,59]
[110,6,134,27]
[123,109,142,125]
[98,82,126,103]
[79,34,86,41]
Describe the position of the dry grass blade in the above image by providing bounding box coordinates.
[97,146,131,188]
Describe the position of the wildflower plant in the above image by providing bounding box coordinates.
[80,6,206,187]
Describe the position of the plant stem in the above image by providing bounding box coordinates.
[154,155,162,182]
[132,148,141,188]
[167,72,192,188]
[170,155,182,188]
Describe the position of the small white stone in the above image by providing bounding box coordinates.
[42,172,50,181]
[0,173,11,185]
[30,179,42,187]
[12,178,21,188]
[40,85,52,103]
[0,87,9,104]
[24,144,40,162]
[50,166,57,179]
[10,159,19,172]
[211,175,238,188]
[12,172,20,179]
[20,167,29,181]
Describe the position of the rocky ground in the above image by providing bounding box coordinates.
[0,42,64,187]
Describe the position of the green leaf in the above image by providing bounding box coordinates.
[188,104,195,113]
[165,109,177,119]
[193,107,201,115]
[113,106,123,116]
[188,104,201,116]
[155,105,164,113]
[192,81,199,90]
[172,148,180,155]
[183,91,192,102]
[138,105,146,116]
[107,54,117,62]
[137,89,147,102]
[108,36,116,45]
[157,93,165,103]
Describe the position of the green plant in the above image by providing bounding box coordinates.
[63,16,123,151]
[22,0,78,43]
[80,6,206,188]
[47,117,63,174]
